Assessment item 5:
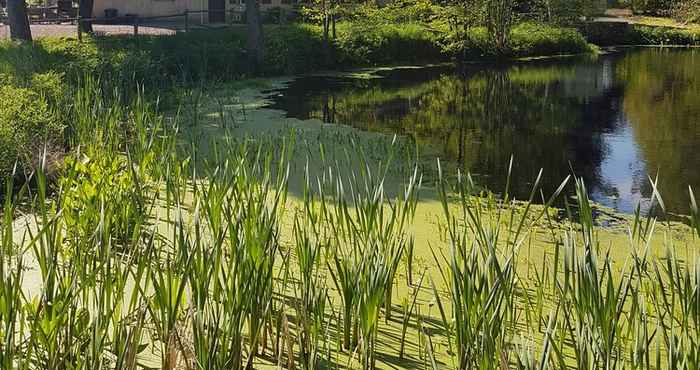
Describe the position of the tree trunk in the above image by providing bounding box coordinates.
[79,0,94,34]
[6,0,32,41]
[332,13,336,39]
[486,0,513,56]
[245,0,264,75]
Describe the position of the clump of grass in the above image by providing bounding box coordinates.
[433,158,568,369]
[548,179,632,369]
[323,140,419,367]
[0,176,27,369]
[292,163,330,369]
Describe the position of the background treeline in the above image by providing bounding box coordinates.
[620,0,700,22]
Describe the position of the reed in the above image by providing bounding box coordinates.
[322,141,420,367]
[433,158,569,369]
[292,163,330,370]
[1,78,699,370]
[0,175,27,369]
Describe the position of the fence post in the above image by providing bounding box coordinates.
[184,9,189,32]
[77,16,82,42]
[133,17,139,36]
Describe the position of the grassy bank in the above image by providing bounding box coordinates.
[445,22,594,59]
[585,23,700,46]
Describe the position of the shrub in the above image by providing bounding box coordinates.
[264,24,326,74]
[509,22,592,57]
[630,0,675,15]
[629,25,700,44]
[441,22,591,59]
[30,71,66,104]
[673,0,700,23]
[36,38,103,78]
[59,153,147,246]
[0,85,63,178]
[335,22,443,65]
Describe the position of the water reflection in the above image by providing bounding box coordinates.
[269,49,700,214]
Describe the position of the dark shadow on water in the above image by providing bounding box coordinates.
[262,48,700,216]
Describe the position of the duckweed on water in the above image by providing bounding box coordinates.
[1,79,699,370]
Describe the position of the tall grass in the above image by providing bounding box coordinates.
[320,141,420,368]
[0,80,698,370]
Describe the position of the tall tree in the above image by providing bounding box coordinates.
[245,0,264,75]
[6,0,32,41]
[486,0,513,56]
[79,0,95,33]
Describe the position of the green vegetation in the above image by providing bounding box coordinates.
[629,23,700,43]
[0,83,62,178]
[0,15,596,178]
[623,0,700,23]
[0,78,698,368]
[1,1,700,368]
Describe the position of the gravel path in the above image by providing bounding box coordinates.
[0,23,177,39]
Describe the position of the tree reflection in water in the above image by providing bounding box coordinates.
[269,49,700,215]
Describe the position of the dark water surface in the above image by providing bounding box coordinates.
[268,48,700,214]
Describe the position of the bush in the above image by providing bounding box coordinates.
[673,0,700,23]
[441,22,591,59]
[509,23,592,57]
[630,24,700,44]
[264,25,326,74]
[0,85,64,178]
[60,153,147,246]
[631,0,675,15]
[335,22,443,65]
[516,0,604,25]
[30,71,66,103]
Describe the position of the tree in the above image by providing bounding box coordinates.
[245,0,264,75]
[6,0,32,41]
[79,0,95,33]
[674,0,700,23]
[486,0,514,56]
[527,0,601,25]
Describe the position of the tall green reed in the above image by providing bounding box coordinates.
[0,174,28,369]
[434,158,568,370]
[292,165,329,369]
[323,140,419,367]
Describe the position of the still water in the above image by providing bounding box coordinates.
[268,48,700,215]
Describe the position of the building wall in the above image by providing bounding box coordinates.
[94,0,205,18]
[93,0,296,22]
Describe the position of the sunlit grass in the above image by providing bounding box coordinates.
[0,79,698,370]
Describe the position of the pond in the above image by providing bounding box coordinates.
[268,48,700,215]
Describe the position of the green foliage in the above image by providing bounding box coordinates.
[30,71,66,103]
[335,22,443,65]
[520,0,604,25]
[673,0,700,23]
[0,85,63,178]
[263,25,326,74]
[509,22,593,56]
[440,22,591,58]
[59,153,146,246]
[631,0,676,14]
[630,24,700,43]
